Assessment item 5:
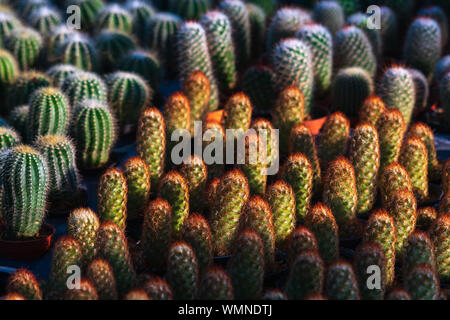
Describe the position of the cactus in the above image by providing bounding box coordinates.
[97,4,132,34]
[379,6,398,56]
[210,169,249,256]
[403,231,436,277]
[136,107,166,186]
[271,39,314,114]
[272,86,305,156]
[281,153,313,223]
[62,71,107,106]
[251,118,278,171]
[440,71,450,123]
[266,180,296,249]
[14,0,49,20]
[239,132,267,196]
[7,71,50,114]
[5,27,42,71]
[247,3,266,60]
[158,171,189,237]
[6,269,42,300]
[182,71,210,132]
[379,162,413,206]
[169,0,210,20]
[297,24,333,95]
[444,159,450,194]
[180,155,208,213]
[409,69,429,116]
[219,0,251,69]
[262,289,288,300]
[176,22,219,111]
[242,66,277,115]
[198,266,234,300]
[0,126,20,151]
[163,92,190,152]
[354,242,386,300]
[65,0,104,31]
[200,11,237,92]
[123,289,149,300]
[122,157,150,220]
[167,241,199,300]
[358,95,386,126]
[223,92,252,133]
[28,6,61,37]
[1,145,48,239]
[0,12,22,46]
[312,1,345,36]
[289,124,321,194]
[288,226,318,264]
[0,49,18,94]
[26,87,70,142]
[286,250,325,300]
[434,55,450,84]
[399,137,429,202]
[404,264,440,300]
[377,109,406,170]
[347,12,382,58]
[141,198,173,271]
[228,229,264,300]
[317,112,350,167]
[334,25,376,78]
[98,168,127,230]
[305,203,339,265]
[125,0,155,40]
[95,31,136,71]
[64,278,98,300]
[47,25,79,63]
[385,288,411,300]
[96,221,137,296]
[429,214,450,281]
[202,120,225,180]
[71,99,115,170]
[118,50,161,90]
[106,71,151,129]
[7,105,28,139]
[331,67,374,118]
[348,123,380,215]
[142,276,173,300]
[46,64,79,88]
[417,207,437,231]
[325,260,360,300]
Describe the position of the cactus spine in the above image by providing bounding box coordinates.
[317,112,350,167]
[62,71,107,106]
[122,157,150,220]
[6,269,42,300]
[5,27,42,71]
[198,266,234,300]
[404,264,440,300]
[98,168,127,229]
[182,71,210,132]
[180,155,208,213]
[377,109,406,170]
[379,163,413,207]
[325,260,360,300]
[358,95,386,126]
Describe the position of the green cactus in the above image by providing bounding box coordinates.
[46,64,79,88]
[0,49,18,95]
[169,0,210,20]
[65,0,105,31]
[271,39,314,114]
[223,92,252,133]
[167,241,199,300]
[6,269,42,300]
[335,0,361,16]
[180,155,208,213]
[251,118,278,171]
[403,17,442,79]
[14,0,48,20]
[7,105,28,139]
[377,109,406,171]
[62,71,107,106]
[28,6,61,37]
[288,226,318,264]
[71,99,115,170]
[325,260,360,300]
[97,4,132,34]
[347,12,382,58]
[228,229,264,300]
[0,126,20,151]
[97,168,127,229]
[312,1,345,36]
[286,250,325,300]
[429,214,450,281]
[354,242,386,300]
[210,169,249,256]
[305,203,339,265]
[331,67,374,118]
[242,66,276,115]
[142,276,173,300]
[403,231,436,277]
[348,123,380,215]
[379,162,413,207]
[182,71,210,133]
[1,145,48,239]
[0,12,22,47]
[334,25,376,77]
[409,69,429,116]
[125,0,155,40]
[358,95,386,126]
[281,153,313,223]
[417,206,438,231]
[95,31,136,71]
[5,27,42,71]
[385,288,411,300]
[136,107,166,186]
[122,157,151,220]
[118,50,161,90]
[198,266,234,300]
[404,263,440,300]
[247,3,266,60]
[317,112,350,167]
[239,132,267,196]
[46,25,78,63]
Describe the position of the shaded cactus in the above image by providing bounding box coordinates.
[377,109,406,170]
[331,67,374,118]
[62,71,107,106]
[46,64,79,88]
[97,4,132,34]
[198,265,233,300]
[417,207,437,231]
[317,111,350,166]
[168,0,210,20]
[0,126,20,151]
[358,95,386,126]
[98,168,127,229]
[6,269,42,300]
[379,162,413,206]
[28,6,61,37]
[7,71,50,114]
[125,0,155,40]
[95,31,136,71]
[379,6,398,56]
[434,55,450,84]
[142,276,173,300]
[7,105,28,139]
[14,0,49,20]
[409,69,429,116]
[385,288,411,300]
[46,25,78,63]
[354,242,386,300]
[312,1,345,36]
[180,155,208,213]
[1,145,48,239]
[122,157,151,220]
[71,99,116,169]
[247,3,266,59]
[64,278,98,300]
[0,49,18,94]
[167,241,199,300]
[403,231,436,277]
[5,27,42,71]
[429,214,450,281]
[288,226,318,264]
[66,0,105,31]
[182,71,210,132]
[118,50,161,90]
[404,264,440,300]
[325,260,360,300]
[242,66,277,115]
[123,289,149,300]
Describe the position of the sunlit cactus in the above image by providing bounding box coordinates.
[142,276,173,300]
[379,162,413,207]
[312,1,345,36]
[62,71,107,106]
[28,6,61,37]
[404,263,440,300]
[95,31,136,71]
[242,66,276,115]
[377,109,405,173]
[223,92,252,133]
[123,289,149,300]
[5,27,43,71]
[97,4,133,34]
[0,126,20,151]
[7,71,50,114]
[202,120,225,180]
[98,168,127,230]
[325,260,360,300]
[354,242,386,300]
[118,50,161,90]
[85,259,118,300]
[180,155,208,213]
[182,71,210,133]
[55,33,98,72]
[239,132,267,196]
[429,214,450,281]
[46,64,79,88]
[317,112,350,168]
[122,157,151,220]
[163,92,190,158]
[198,266,234,300]
[6,269,42,300]
[288,226,318,265]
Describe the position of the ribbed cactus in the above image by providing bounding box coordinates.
[271,39,314,114]
[266,180,296,249]
[164,94,190,152]
[429,214,450,281]
[0,49,18,95]
[168,0,210,20]
[118,50,161,90]
[62,71,107,106]
[1,145,48,239]
[136,107,166,186]
[7,71,50,114]
[409,69,429,116]
[182,71,210,132]
[305,203,339,265]
[239,132,267,196]
[379,6,398,56]
[242,66,276,115]
[358,95,386,126]
[66,0,104,31]
[347,12,382,58]
[210,169,249,256]
[377,109,406,170]
[158,171,189,237]
[228,229,264,300]
[281,153,313,223]
[297,24,333,95]
[6,269,42,300]
[180,155,208,213]
[97,4,132,34]
[98,168,127,229]
[348,123,380,215]
[317,112,350,168]
[385,288,411,300]
[251,118,278,171]
[95,31,136,71]
[403,231,436,277]
[56,33,98,71]
[122,157,150,220]
[198,266,233,300]
[417,206,437,231]
[46,64,79,88]
[0,126,20,151]
[288,226,318,264]
[335,0,361,16]
[7,105,28,139]
[331,67,374,118]
[223,92,252,133]
[286,250,325,300]
[47,25,78,63]
[5,27,42,71]
[403,17,441,79]
[167,241,199,300]
[379,162,413,207]
[0,12,22,47]
[399,137,429,203]
[142,277,173,300]
[404,264,440,300]
[141,198,173,271]
[354,242,386,300]
[325,260,360,300]
[378,66,415,125]
[28,6,61,37]
[106,71,150,129]
[125,0,155,40]
[71,99,115,170]
[334,25,376,77]
[312,1,345,36]
[14,0,49,20]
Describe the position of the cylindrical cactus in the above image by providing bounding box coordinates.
[404,263,440,300]
[347,12,382,58]
[223,92,252,133]
[6,269,42,300]
[239,132,267,196]
[434,55,450,84]
[377,109,406,170]
[419,5,448,48]
[403,231,436,277]
[182,71,210,133]
[0,12,22,46]
[125,0,155,37]
[251,118,278,171]
[242,66,277,115]
[64,279,98,300]
[28,6,61,37]
[62,71,107,106]
[180,155,208,213]
[417,206,438,231]
[312,1,345,36]
[0,126,20,151]
[46,64,79,88]
[202,120,225,180]
[95,31,136,71]
[7,71,50,114]
[142,277,173,300]
[409,69,429,116]
[98,168,127,230]
[379,162,413,207]
[429,214,450,281]
[7,105,29,140]
[46,25,79,63]
[354,242,386,300]
[96,4,133,34]
[358,95,386,127]
[198,265,233,300]
[325,260,360,300]
[0,49,18,96]
[288,226,318,264]
[122,157,151,221]
[317,112,350,167]
[118,50,161,90]
[5,27,42,71]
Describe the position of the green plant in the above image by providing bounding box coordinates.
[118,50,161,90]
[251,118,278,170]
[46,64,79,88]
[358,95,386,126]
[312,1,345,36]
[223,92,252,133]
[434,55,450,84]
[0,12,22,46]
[182,71,210,133]
[97,4,132,34]
[46,25,78,63]
[5,27,42,71]
[404,264,440,300]
[317,112,350,168]
[0,49,18,96]
[202,120,225,180]
[98,168,127,229]
[242,66,276,115]
[239,132,267,196]
[198,266,233,300]
[0,126,20,151]
[379,6,398,56]
[29,6,61,37]
[7,71,50,114]
[379,162,413,206]
[142,277,173,300]
[95,31,136,72]
[403,231,436,277]
[354,242,386,300]
[62,71,107,106]
[6,269,42,300]
[377,109,406,170]
[347,12,382,58]
[440,71,450,123]
[325,260,360,300]
[163,92,190,157]
[66,0,104,31]
[180,155,208,213]
[409,69,429,116]
[125,0,155,40]
[122,157,151,220]
[429,214,450,281]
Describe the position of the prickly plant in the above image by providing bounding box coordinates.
[347,12,382,58]
[358,95,386,126]
[1,145,48,239]
[122,157,150,220]
[62,71,107,106]
[239,132,267,196]
[46,25,78,63]
[409,69,429,116]
[429,214,450,281]
[198,266,234,300]
[97,4,132,34]
[168,0,210,20]
[251,118,279,171]
[440,71,450,123]
[223,92,252,133]
[7,105,28,139]
[46,64,79,88]
[167,241,199,300]
[125,0,155,40]
[142,277,173,300]
[6,269,42,300]
[97,168,127,230]
[385,288,411,300]
[209,169,249,256]
[417,207,437,231]
[312,1,345,36]
[0,12,22,46]
[180,155,208,213]
[377,110,406,171]
[163,94,190,150]
[5,27,42,71]
[0,126,20,151]
[354,242,386,300]
[28,6,61,37]
[286,250,325,300]
[317,112,350,167]
[242,66,276,115]
[325,260,360,300]
[331,67,374,118]
[403,231,436,277]
[271,39,314,114]
[0,49,18,94]
[434,55,450,84]
[118,50,161,90]
[404,263,440,300]
[66,0,104,31]
[7,71,50,114]
[379,162,413,206]
[182,71,210,132]
[71,99,115,170]
[288,226,318,264]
